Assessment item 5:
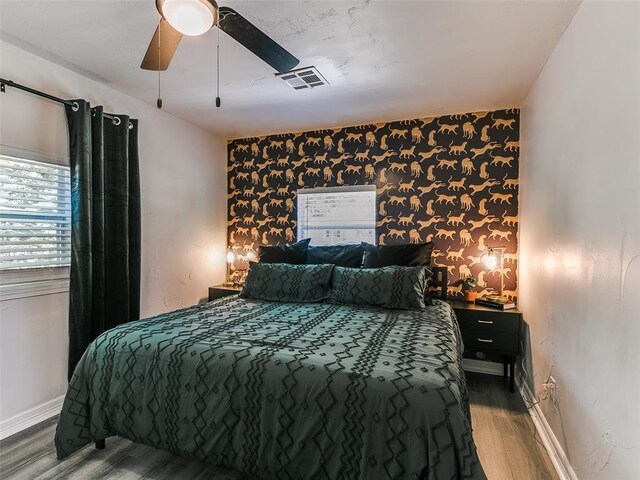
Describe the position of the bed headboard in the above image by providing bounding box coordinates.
[429,266,448,300]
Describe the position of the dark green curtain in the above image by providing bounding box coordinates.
[65,100,141,379]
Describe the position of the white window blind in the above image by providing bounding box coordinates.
[297,185,376,246]
[0,154,71,270]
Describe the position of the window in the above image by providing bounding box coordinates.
[0,153,71,271]
[297,185,376,245]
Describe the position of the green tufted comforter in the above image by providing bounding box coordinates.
[55,297,486,480]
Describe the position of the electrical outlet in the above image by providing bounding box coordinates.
[538,383,551,399]
[538,376,558,406]
[548,376,558,406]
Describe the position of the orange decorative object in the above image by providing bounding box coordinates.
[464,291,477,303]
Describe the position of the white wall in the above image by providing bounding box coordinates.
[519,2,640,479]
[0,40,227,430]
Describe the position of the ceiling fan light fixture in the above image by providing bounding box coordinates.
[159,0,217,36]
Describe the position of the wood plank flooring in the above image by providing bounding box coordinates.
[466,373,559,480]
[0,372,558,480]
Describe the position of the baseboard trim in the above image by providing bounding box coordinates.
[463,358,504,376]
[517,378,578,480]
[0,395,64,441]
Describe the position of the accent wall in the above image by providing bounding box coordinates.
[227,109,520,298]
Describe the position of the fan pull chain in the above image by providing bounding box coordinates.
[216,25,221,108]
[157,18,163,109]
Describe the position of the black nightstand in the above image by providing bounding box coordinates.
[208,284,242,301]
[450,300,522,393]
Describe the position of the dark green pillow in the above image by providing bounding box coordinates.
[258,238,310,264]
[362,242,434,268]
[241,263,334,303]
[306,244,364,268]
[328,265,431,310]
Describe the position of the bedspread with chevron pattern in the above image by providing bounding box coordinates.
[55,296,486,480]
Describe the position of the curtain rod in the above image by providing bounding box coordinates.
[0,77,132,128]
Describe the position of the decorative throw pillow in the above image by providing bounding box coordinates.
[241,263,334,303]
[328,265,432,310]
[306,244,365,268]
[362,242,436,305]
[362,242,434,268]
[258,238,311,264]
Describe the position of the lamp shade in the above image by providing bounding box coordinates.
[160,0,216,36]
[485,253,498,270]
[233,256,250,272]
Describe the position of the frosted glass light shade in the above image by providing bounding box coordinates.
[162,0,214,36]
[485,253,498,270]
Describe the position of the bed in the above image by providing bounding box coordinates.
[55,269,486,480]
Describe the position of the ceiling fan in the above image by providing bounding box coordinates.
[141,0,300,74]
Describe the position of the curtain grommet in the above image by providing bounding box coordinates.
[128,122,133,130]
[112,117,121,126]
[72,102,80,112]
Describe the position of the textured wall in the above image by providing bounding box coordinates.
[0,40,227,430]
[519,2,640,478]
[228,109,519,298]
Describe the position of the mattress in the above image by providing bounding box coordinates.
[55,296,486,479]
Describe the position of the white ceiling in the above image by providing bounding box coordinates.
[0,0,580,138]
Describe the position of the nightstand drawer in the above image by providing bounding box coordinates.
[460,329,519,354]
[455,309,519,334]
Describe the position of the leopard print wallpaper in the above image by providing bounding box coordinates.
[227,109,519,299]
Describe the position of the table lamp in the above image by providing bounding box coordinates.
[226,246,257,287]
[484,246,506,300]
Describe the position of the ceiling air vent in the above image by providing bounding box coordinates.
[276,66,328,90]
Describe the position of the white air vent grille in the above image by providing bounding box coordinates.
[276,66,328,90]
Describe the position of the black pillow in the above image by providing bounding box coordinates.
[258,238,311,264]
[306,244,364,268]
[362,242,434,268]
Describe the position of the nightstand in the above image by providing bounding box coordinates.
[208,284,242,301]
[449,300,522,393]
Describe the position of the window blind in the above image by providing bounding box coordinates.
[0,154,71,270]
[297,185,376,246]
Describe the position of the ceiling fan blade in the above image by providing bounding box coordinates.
[218,7,300,73]
[141,18,183,71]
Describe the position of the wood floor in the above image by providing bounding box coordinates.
[466,373,559,480]
[0,372,558,480]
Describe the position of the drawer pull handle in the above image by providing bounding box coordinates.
[477,320,494,324]
[477,338,493,343]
